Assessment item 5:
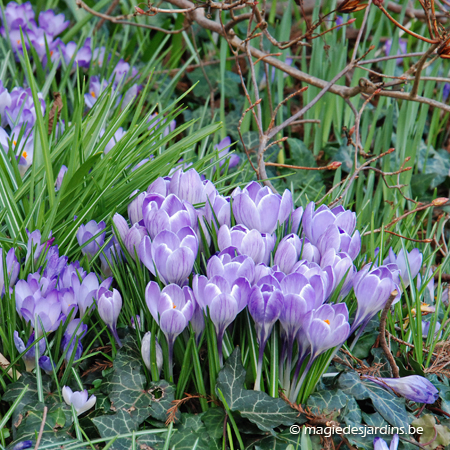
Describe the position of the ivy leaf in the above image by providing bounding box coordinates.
[362,411,387,428]
[202,408,226,439]
[412,415,450,450]
[307,389,348,417]
[337,371,369,400]
[106,335,178,424]
[169,414,220,450]
[363,382,410,430]
[340,397,361,424]
[216,348,302,432]
[3,372,56,437]
[254,428,311,450]
[11,402,77,448]
[92,409,141,450]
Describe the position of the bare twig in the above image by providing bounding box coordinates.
[34,406,48,450]
[379,290,400,378]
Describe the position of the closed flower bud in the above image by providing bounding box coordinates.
[62,386,96,416]
[141,332,163,375]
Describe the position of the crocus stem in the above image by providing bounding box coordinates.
[254,340,266,391]
[217,330,224,367]
[110,326,123,348]
[168,337,174,382]
[290,353,307,391]
[283,337,294,397]
[349,321,368,351]
[278,337,287,383]
[289,358,314,403]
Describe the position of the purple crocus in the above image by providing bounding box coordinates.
[142,193,196,240]
[84,77,115,108]
[373,435,399,450]
[168,168,217,206]
[273,233,302,274]
[141,331,163,375]
[99,127,126,155]
[0,81,11,126]
[290,303,350,402]
[5,87,45,129]
[62,39,92,69]
[205,194,231,228]
[128,190,146,225]
[350,264,399,338]
[55,165,68,191]
[213,136,240,170]
[98,288,122,347]
[112,213,147,260]
[0,247,20,296]
[38,10,69,36]
[76,220,106,259]
[20,290,64,336]
[383,247,422,288]
[111,59,138,84]
[193,274,250,364]
[320,249,356,298]
[62,386,96,416]
[139,229,198,285]
[14,331,46,371]
[362,375,439,404]
[206,252,255,286]
[217,224,275,266]
[147,112,176,138]
[232,181,293,234]
[61,319,88,362]
[0,2,35,36]
[443,83,450,102]
[145,282,193,378]
[249,277,283,390]
[385,38,407,64]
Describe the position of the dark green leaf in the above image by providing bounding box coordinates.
[216,348,301,432]
[307,389,348,417]
[202,408,226,439]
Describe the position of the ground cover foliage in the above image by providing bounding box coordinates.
[2,0,450,449]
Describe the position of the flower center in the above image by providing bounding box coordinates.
[90,91,96,98]
[22,151,27,158]
[323,319,330,325]
[17,39,21,45]
[13,140,17,146]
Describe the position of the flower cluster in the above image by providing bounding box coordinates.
[9,229,113,371]
[73,167,435,402]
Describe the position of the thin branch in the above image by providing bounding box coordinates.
[379,290,400,378]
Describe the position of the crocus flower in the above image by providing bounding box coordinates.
[98,288,122,347]
[38,10,69,36]
[274,234,303,274]
[168,168,217,205]
[100,127,126,155]
[14,331,46,371]
[111,59,138,84]
[142,193,196,240]
[320,249,356,298]
[147,112,176,138]
[5,87,45,129]
[0,1,35,32]
[383,248,422,288]
[0,81,11,126]
[212,136,239,170]
[11,440,33,450]
[422,320,441,339]
[128,190,146,225]
[206,252,255,286]
[62,39,92,69]
[76,220,106,259]
[55,165,68,191]
[84,77,116,108]
[249,276,283,389]
[217,224,276,266]
[292,260,332,303]
[141,331,163,375]
[145,282,193,377]
[62,386,96,416]
[139,228,198,285]
[443,83,450,102]
[39,356,53,375]
[61,319,88,361]
[204,194,231,228]
[351,265,398,335]
[0,247,20,296]
[232,181,293,234]
[290,303,350,402]
[112,213,147,260]
[21,290,64,337]
[362,375,439,404]
[385,37,407,64]
[373,435,399,450]
[193,274,250,364]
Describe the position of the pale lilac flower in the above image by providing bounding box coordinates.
[232,181,293,234]
[363,375,438,404]
[217,224,276,266]
[204,194,231,228]
[168,168,217,205]
[98,288,122,347]
[38,10,69,36]
[100,127,126,155]
[62,39,92,69]
[0,247,20,297]
[373,435,399,450]
[55,165,68,191]
[0,81,11,126]
[128,190,146,225]
[147,112,176,138]
[62,386,96,416]
[112,213,147,260]
[383,247,422,288]
[14,331,46,371]
[76,220,106,259]
[139,228,198,285]
[141,331,163,375]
